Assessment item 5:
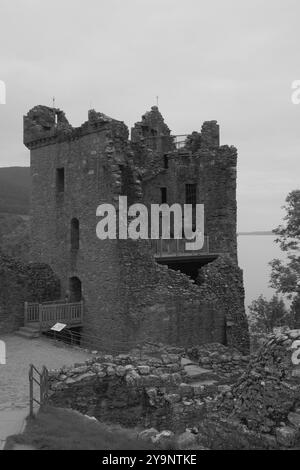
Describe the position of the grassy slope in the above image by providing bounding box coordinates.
[0,213,30,261]
[5,406,156,450]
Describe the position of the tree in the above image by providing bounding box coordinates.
[269,190,300,325]
[248,294,293,335]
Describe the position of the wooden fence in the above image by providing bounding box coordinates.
[24,300,83,330]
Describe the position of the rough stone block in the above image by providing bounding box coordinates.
[179,383,194,398]
[139,428,159,442]
[287,412,300,429]
[137,365,150,375]
[177,431,197,449]
[276,426,298,447]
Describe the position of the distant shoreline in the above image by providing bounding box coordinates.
[238,231,273,236]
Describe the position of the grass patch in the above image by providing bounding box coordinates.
[5,406,156,450]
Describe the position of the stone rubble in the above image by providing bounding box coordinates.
[48,331,300,449]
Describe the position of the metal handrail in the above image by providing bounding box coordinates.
[151,235,209,258]
[29,364,49,418]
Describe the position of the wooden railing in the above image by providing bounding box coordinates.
[151,235,209,258]
[25,300,84,329]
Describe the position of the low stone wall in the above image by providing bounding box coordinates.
[187,342,249,381]
[48,333,300,449]
[48,342,250,434]
[48,348,206,432]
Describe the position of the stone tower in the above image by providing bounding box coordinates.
[24,105,249,353]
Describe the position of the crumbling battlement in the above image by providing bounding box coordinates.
[24,106,128,150]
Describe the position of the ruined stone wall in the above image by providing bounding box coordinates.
[47,348,207,433]
[197,256,250,354]
[0,253,60,333]
[116,239,227,349]
[48,331,300,449]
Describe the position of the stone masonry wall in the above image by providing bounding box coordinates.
[197,256,250,354]
[116,238,227,349]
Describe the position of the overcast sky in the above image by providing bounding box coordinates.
[0,0,299,230]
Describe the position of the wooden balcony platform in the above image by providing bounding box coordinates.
[24,300,83,332]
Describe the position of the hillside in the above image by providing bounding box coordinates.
[238,231,273,236]
[0,213,30,261]
[0,167,30,214]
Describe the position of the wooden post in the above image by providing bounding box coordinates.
[44,367,49,405]
[29,365,34,418]
[40,370,43,406]
[38,304,42,332]
[24,301,28,325]
[80,300,84,322]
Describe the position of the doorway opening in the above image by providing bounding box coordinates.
[69,276,82,302]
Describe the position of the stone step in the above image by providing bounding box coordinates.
[15,327,40,339]
[190,379,219,397]
[180,357,195,367]
[20,325,40,334]
[25,322,40,328]
[183,364,218,382]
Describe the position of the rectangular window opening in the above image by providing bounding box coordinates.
[160,187,167,204]
[163,154,169,169]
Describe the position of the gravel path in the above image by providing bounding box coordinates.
[0,334,91,448]
[0,334,91,410]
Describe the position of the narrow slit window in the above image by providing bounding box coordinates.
[71,218,79,250]
[56,168,65,193]
[161,187,167,204]
[163,154,169,169]
[185,183,197,206]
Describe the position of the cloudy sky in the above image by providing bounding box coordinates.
[0,0,299,231]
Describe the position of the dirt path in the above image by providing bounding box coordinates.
[0,334,91,448]
[0,335,91,409]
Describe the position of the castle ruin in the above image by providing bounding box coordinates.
[23,105,249,353]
